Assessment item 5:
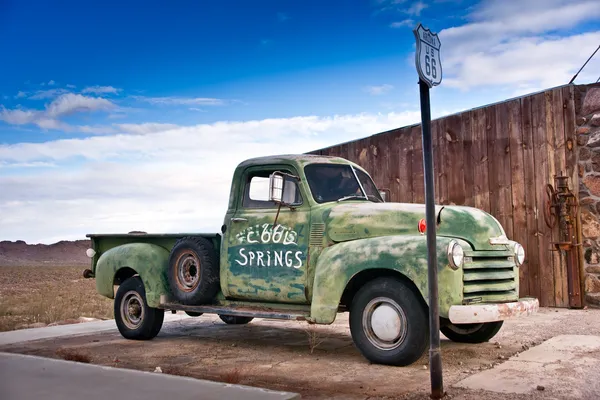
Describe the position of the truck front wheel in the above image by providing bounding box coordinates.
[114,276,164,340]
[219,315,254,325]
[441,321,503,343]
[349,277,428,366]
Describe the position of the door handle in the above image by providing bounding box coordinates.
[231,218,248,223]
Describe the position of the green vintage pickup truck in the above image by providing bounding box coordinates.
[84,154,538,366]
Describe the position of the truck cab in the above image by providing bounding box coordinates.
[85,154,538,366]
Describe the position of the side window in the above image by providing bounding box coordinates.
[248,176,270,201]
[242,171,303,209]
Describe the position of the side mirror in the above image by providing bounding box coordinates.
[379,190,387,202]
[269,173,285,203]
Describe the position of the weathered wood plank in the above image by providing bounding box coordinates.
[471,108,491,212]
[521,94,541,301]
[552,88,569,308]
[446,113,466,205]
[507,98,528,298]
[395,128,413,203]
[412,125,425,204]
[534,91,554,307]
[543,89,559,308]
[388,130,401,202]
[462,111,475,207]
[492,101,514,239]
[435,118,454,204]
[375,133,392,197]
[431,118,440,203]
[367,136,381,187]
[562,85,583,308]
[356,140,370,170]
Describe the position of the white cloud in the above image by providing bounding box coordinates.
[132,96,225,106]
[115,123,180,135]
[48,80,55,86]
[82,85,121,95]
[443,32,600,90]
[0,110,422,243]
[76,125,118,135]
[29,88,70,100]
[406,1,427,16]
[437,0,600,90]
[0,94,116,131]
[36,118,69,130]
[46,93,115,118]
[0,161,56,168]
[66,84,77,89]
[15,91,27,99]
[390,19,414,28]
[364,84,394,95]
[0,108,38,125]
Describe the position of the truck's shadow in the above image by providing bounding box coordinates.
[154,316,484,365]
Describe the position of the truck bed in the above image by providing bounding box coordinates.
[87,232,221,257]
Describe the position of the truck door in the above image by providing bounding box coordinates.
[224,165,309,304]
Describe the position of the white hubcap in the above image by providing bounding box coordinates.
[370,304,402,342]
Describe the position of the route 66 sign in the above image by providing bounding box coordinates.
[413,23,442,88]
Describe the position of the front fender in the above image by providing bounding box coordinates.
[95,243,170,308]
[310,235,466,323]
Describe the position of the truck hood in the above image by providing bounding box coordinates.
[324,202,508,251]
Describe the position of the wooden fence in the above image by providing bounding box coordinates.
[311,84,580,308]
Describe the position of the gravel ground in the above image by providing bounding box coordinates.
[1,307,599,399]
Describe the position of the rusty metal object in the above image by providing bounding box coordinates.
[173,250,201,293]
[82,269,94,279]
[448,298,539,324]
[543,173,583,308]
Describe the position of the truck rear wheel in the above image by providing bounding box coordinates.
[219,315,254,325]
[114,276,164,340]
[167,236,220,305]
[349,277,428,366]
[441,321,503,343]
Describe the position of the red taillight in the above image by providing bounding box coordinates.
[418,219,426,234]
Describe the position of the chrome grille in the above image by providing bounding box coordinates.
[462,253,518,304]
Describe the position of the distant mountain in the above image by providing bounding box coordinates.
[0,239,91,267]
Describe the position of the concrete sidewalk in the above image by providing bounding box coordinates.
[454,334,600,399]
[0,312,191,346]
[0,352,300,400]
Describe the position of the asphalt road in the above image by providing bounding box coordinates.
[0,352,300,400]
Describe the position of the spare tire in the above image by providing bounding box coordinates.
[167,236,220,305]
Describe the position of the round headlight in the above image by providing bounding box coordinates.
[447,240,464,270]
[86,248,96,258]
[514,243,525,266]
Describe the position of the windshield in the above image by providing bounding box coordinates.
[304,164,384,203]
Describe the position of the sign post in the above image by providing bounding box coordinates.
[413,22,444,399]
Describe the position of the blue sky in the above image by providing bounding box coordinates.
[1,0,600,243]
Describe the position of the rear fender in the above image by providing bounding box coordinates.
[310,235,466,323]
[95,243,170,308]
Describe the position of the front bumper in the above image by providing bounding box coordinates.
[448,298,539,324]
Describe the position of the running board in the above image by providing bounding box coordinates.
[160,302,311,321]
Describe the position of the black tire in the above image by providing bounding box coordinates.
[219,315,254,325]
[114,276,164,340]
[441,321,504,343]
[349,277,429,366]
[185,311,203,317]
[167,236,220,305]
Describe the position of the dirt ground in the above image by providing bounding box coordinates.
[3,307,600,399]
[0,266,113,331]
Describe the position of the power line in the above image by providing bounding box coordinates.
[569,43,600,84]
